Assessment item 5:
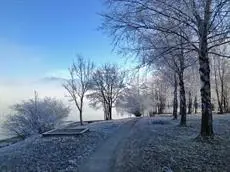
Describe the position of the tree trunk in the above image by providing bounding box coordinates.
[219,59,225,113]
[79,98,83,125]
[220,76,225,113]
[178,72,186,126]
[188,91,192,114]
[155,90,160,114]
[158,92,166,114]
[194,96,198,114]
[103,102,109,120]
[199,40,214,137]
[198,0,214,136]
[223,94,228,112]
[104,102,112,120]
[108,105,112,120]
[79,109,83,125]
[197,0,214,138]
[214,61,223,114]
[199,55,214,137]
[173,73,178,119]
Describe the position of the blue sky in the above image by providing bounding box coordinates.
[0,0,122,80]
[0,0,139,118]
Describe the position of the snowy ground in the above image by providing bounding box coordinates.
[113,114,230,172]
[1,114,230,172]
[0,118,132,172]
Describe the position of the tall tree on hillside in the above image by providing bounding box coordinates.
[101,0,230,137]
[63,56,94,125]
[87,64,126,120]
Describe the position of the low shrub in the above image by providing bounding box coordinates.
[4,95,70,138]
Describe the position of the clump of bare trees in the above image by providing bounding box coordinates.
[63,56,128,121]
[4,92,70,138]
[87,64,126,120]
[116,69,173,117]
[211,53,230,114]
[116,74,145,117]
[142,32,197,125]
[149,75,169,115]
[117,86,143,117]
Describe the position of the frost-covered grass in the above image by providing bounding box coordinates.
[1,115,230,172]
[113,114,230,172]
[0,118,132,172]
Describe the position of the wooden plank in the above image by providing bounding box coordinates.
[42,128,89,137]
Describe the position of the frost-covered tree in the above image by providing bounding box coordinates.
[116,85,144,117]
[211,48,230,113]
[87,64,126,120]
[4,92,70,138]
[184,64,201,113]
[146,72,171,115]
[63,55,94,125]
[154,67,178,119]
[116,70,149,117]
[101,0,230,137]
[154,79,167,114]
[145,33,197,125]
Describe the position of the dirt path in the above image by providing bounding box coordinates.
[78,118,138,172]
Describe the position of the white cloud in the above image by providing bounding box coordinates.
[0,77,125,122]
[44,69,70,79]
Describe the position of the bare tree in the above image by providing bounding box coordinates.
[161,35,196,125]
[101,0,230,137]
[87,64,126,120]
[63,56,94,125]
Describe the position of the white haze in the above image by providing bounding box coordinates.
[0,78,127,139]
